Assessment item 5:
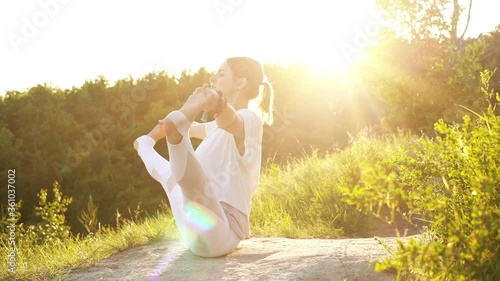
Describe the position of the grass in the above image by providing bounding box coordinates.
[251,132,416,238]
[1,212,178,281]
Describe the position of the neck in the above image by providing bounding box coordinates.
[227,92,248,111]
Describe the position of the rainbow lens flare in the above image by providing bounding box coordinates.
[147,246,182,281]
[184,202,218,232]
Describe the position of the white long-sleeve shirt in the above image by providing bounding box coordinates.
[196,109,263,236]
[195,109,263,238]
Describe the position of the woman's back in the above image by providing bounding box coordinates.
[196,108,263,217]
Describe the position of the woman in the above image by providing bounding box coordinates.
[134,57,274,257]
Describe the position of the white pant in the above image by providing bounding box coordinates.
[135,119,240,257]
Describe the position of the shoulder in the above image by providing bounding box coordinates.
[237,109,263,146]
[237,109,262,125]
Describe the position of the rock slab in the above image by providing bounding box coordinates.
[63,237,401,281]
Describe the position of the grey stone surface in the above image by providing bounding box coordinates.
[61,237,408,281]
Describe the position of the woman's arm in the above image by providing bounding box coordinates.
[215,104,245,138]
[189,122,207,139]
[203,88,245,138]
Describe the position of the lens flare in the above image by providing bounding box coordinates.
[147,246,182,281]
[184,202,217,232]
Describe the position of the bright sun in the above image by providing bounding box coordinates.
[255,0,382,75]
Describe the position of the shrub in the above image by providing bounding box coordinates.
[343,71,500,280]
[32,181,73,244]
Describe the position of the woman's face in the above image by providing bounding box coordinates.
[209,61,238,98]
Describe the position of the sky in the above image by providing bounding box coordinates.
[0,0,498,95]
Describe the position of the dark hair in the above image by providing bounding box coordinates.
[226,57,274,125]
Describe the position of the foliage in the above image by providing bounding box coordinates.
[375,0,472,42]
[31,181,73,244]
[361,34,485,134]
[366,0,492,135]
[342,72,500,280]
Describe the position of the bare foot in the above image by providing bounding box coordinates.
[147,123,167,142]
[133,124,166,151]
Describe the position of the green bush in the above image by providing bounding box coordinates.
[343,71,500,280]
[31,181,73,244]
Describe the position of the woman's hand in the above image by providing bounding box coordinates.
[157,84,210,125]
[188,83,225,113]
[203,87,227,116]
[158,83,225,126]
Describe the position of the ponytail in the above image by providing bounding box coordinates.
[225,57,274,125]
[259,80,274,126]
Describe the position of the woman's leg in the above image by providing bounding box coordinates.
[165,111,225,218]
[134,128,186,230]
[134,125,170,185]
[158,91,229,224]
[135,122,240,257]
[163,110,240,257]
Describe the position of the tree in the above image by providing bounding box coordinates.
[363,0,486,133]
[375,0,473,43]
[481,25,500,95]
